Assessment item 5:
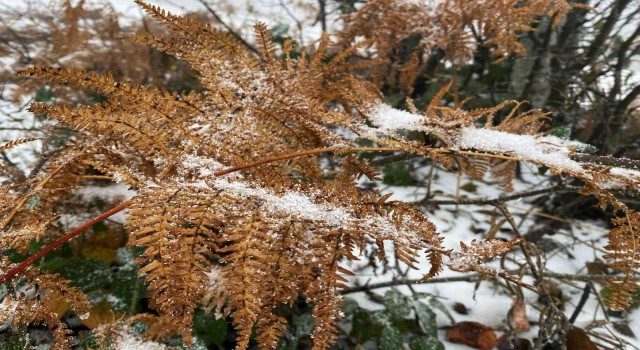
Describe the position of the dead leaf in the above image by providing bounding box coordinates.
[497,334,532,350]
[80,300,118,329]
[612,322,636,338]
[42,291,70,319]
[508,299,530,332]
[446,321,497,350]
[453,302,469,315]
[586,260,608,275]
[566,327,597,350]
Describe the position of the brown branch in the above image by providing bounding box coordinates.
[572,153,640,169]
[419,185,582,205]
[341,272,610,295]
[0,200,133,284]
[206,147,402,177]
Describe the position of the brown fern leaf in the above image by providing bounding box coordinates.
[490,160,517,192]
[0,137,39,153]
[217,218,279,349]
[399,51,420,96]
[339,154,381,181]
[603,210,640,311]
[126,184,221,344]
[1,269,91,349]
[255,223,312,350]
[254,22,277,62]
[448,238,523,274]
[458,155,490,181]
[31,102,174,159]
[306,233,357,350]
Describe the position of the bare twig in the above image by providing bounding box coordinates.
[418,184,582,205]
[195,0,259,55]
[572,153,640,169]
[341,272,610,295]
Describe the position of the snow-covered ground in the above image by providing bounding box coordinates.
[345,163,640,349]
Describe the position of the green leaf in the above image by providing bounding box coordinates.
[192,308,228,347]
[41,257,112,292]
[385,289,412,321]
[350,310,383,342]
[383,162,414,186]
[413,302,437,336]
[34,86,54,104]
[409,336,444,350]
[342,299,360,316]
[371,310,391,326]
[292,313,314,337]
[271,23,290,43]
[0,327,33,350]
[111,268,145,313]
[551,125,572,139]
[424,298,455,324]
[380,325,403,350]
[279,313,315,350]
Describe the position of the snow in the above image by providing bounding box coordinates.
[366,103,640,190]
[114,332,168,350]
[210,178,353,224]
[368,104,426,133]
[345,164,639,349]
[0,1,638,348]
[455,127,584,173]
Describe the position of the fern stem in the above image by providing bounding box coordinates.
[208,146,521,178]
[208,147,402,177]
[0,163,66,230]
[0,200,132,284]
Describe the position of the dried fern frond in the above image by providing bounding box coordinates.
[126,183,221,343]
[448,238,523,280]
[5,1,628,349]
[603,210,640,311]
[0,137,39,153]
[0,268,91,349]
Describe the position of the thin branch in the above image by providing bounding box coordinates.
[419,185,582,205]
[206,147,402,177]
[569,283,591,324]
[0,199,133,284]
[341,272,610,295]
[195,0,259,55]
[572,153,640,169]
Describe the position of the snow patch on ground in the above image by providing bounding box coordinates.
[115,332,168,350]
